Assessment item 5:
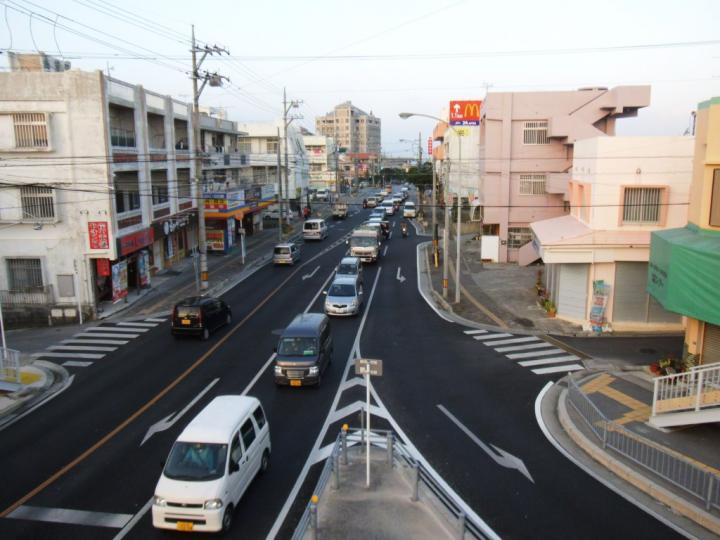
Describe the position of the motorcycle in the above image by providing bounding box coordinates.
[401,222,408,238]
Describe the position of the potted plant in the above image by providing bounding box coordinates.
[544,300,557,317]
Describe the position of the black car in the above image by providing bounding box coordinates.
[171,296,232,340]
[274,313,333,387]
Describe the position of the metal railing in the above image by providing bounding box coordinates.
[291,427,492,540]
[110,127,136,148]
[0,347,21,383]
[568,375,720,512]
[652,362,720,416]
[0,285,54,306]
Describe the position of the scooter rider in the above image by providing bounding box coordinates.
[401,219,409,238]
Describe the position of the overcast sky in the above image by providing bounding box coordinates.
[2,0,719,157]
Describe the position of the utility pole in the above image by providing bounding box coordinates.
[417,131,422,169]
[455,134,462,304]
[276,127,283,242]
[432,155,438,267]
[335,143,340,197]
[191,26,229,291]
[282,88,302,229]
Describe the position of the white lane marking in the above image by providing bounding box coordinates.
[267,267,383,540]
[464,329,488,335]
[72,332,139,339]
[304,269,336,314]
[141,378,220,446]
[534,382,694,540]
[518,355,580,367]
[0,376,75,433]
[62,361,93,368]
[437,404,534,483]
[301,265,320,280]
[113,498,153,540]
[396,266,406,283]
[507,348,564,359]
[241,353,276,397]
[116,322,157,328]
[484,336,539,347]
[388,231,393,239]
[143,318,166,323]
[7,505,132,529]
[416,242,453,323]
[473,332,513,341]
[383,245,388,256]
[532,364,584,375]
[87,327,149,333]
[495,342,555,353]
[32,352,105,359]
[49,346,117,352]
[61,339,129,345]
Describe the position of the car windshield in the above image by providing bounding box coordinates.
[337,263,357,275]
[274,247,290,255]
[278,337,318,356]
[305,222,319,230]
[163,442,228,481]
[351,236,376,247]
[328,283,356,297]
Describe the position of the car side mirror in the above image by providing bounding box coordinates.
[345,240,349,245]
[322,291,328,295]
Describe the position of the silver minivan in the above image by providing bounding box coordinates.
[273,242,301,265]
[303,218,328,241]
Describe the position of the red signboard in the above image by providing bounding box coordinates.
[117,228,154,256]
[96,258,111,277]
[427,137,433,155]
[88,221,110,250]
[449,100,482,126]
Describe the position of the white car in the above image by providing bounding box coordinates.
[379,200,395,216]
[303,218,328,241]
[403,202,416,218]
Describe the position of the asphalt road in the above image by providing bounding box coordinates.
[0,187,683,539]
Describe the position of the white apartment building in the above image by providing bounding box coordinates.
[303,135,338,192]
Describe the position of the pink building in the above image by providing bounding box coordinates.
[478,86,650,263]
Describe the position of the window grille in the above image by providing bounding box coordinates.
[523,120,549,145]
[7,258,43,290]
[13,113,49,148]
[508,227,532,249]
[623,187,662,223]
[519,174,547,195]
[20,185,55,220]
[177,171,192,199]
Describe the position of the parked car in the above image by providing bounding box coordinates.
[303,218,328,241]
[274,313,333,387]
[335,256,363,284]
[273,242,301,265]
[403,202,417,218]
[171,296,232,340]
[264,205,294,221]
[152,395,271,533]
[324,276,363,317]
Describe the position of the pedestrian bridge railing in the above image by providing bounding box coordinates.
[651,362,720,419]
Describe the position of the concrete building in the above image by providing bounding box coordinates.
[316,101,381,179]
[239,121,309,209]
[303,135,338,192]
[531,136,693,331]
[648,97,720,365]
[475,86,651,263]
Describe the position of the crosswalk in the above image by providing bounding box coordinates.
[32,318,166,368]
[463,328,584,375]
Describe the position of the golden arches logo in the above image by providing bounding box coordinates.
[463,102,480,119]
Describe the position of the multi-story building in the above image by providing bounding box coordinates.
[239,121,309,209]
[438,87,650,263]
[648,97,720,365]
[303,135,338,192]
[316,101,381,180]
[530,136,693,330]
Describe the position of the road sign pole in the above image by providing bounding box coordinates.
[366,371,371,488]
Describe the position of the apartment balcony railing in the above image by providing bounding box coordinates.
[110,127,136,149]
[0,285,54,307]
[202,149,248,168]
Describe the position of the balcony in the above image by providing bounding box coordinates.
[545,172,571,197]
[202,149,248,169]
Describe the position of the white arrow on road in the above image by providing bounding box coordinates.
[141,378,220,446]
[396,266,406,283]
[437,404,534,483]
[302,265,320,280]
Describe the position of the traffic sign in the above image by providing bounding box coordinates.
[355,358,383,376]
[449,100,482,126]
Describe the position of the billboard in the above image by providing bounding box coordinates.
[449,100,482,126]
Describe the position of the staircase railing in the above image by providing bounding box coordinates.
[652,363,720,416]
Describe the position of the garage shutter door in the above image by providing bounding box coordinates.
[614,262,681,323]
[558,264,588,320]
[702,324,720,365]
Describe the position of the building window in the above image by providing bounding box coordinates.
[7,258,43,290]
[20,185,55,221]
[13,113,49,148]
[507,227,532,248]
[523,120,549,145]
[711,169,720,227]
[266,140,278,153]
[177,170,192,199]
[114,173,141,214]
[623,187,662,223]
[519,174,547,195]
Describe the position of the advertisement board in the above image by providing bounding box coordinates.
[111,259,128,302]
[88,221,110,250]
[449,100,482,126]
[206,229,226,252]
[138,250,151,288]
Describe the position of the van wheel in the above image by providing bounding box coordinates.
[222,504,234,532]
[201,327,210,341]
[260,450,270,474]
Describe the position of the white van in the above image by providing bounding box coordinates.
[152,396,271,533]
[303,218,328,241]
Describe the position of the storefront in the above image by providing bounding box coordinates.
[95,227,154,303]
[151,213,196,272]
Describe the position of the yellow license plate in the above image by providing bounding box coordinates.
[290,380,302,387]
[176,521,194,531]
[181,319,191,325]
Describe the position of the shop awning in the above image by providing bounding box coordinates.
[205,208,246,220]
[648,224,720,325]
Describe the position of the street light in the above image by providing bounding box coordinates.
[399,112,465,304]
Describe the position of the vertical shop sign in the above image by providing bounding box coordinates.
[88,221,110,250]
[111,259,128,302]
[96,258,111,277]
[138,250,151,288]
[589,280,610,333]
[227,217,235,248]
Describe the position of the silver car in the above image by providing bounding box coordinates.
[324,277,363,317]
[273,242,301,265]
[336,256,363,284]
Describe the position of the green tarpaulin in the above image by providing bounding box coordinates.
[648,224,720,326]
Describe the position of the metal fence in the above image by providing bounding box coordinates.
[567,375,720,513]
[291,428,492,540]
[0,285,54,306]
[652,362,720,415]
[0,347,21,383]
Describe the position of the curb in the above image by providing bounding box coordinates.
[0,360,68,429]
[558,387,720,536]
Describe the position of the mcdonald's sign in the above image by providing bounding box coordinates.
[449,100,482,126]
